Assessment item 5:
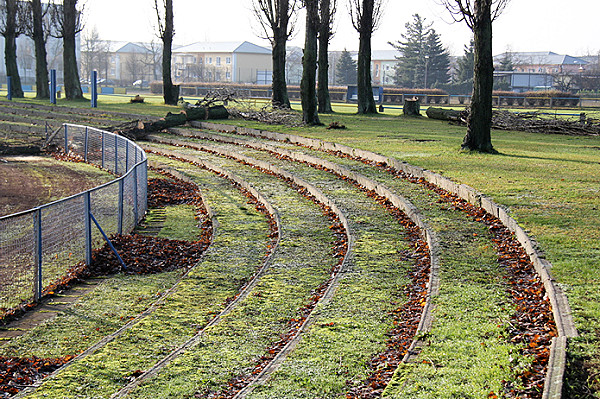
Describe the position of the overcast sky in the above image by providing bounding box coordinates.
[85,0,600,57]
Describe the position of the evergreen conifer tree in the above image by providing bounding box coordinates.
[335,49,357,85]
[390,14,450,88]
[455,39,475,82]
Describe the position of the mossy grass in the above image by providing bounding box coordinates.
[232,147,415,397]
[159,133,528,397]
[137,204,200,241]
[121,146,339,397]
[18,159,272,398]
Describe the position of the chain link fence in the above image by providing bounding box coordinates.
[0,124,147,313]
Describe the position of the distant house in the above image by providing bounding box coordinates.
[173,41,272,84]
[493,71,555,92]
[80,41,159,87]
[371,50,399,86]
[493,51,589,92]
[500,51,589,74]
[348,50,399,86]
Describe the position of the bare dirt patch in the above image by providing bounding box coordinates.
[0,156,113,217]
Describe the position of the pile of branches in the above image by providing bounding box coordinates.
[228,104,303,127]
[492,110,600,136]
[427,107,600,136]
[192,87,245,108]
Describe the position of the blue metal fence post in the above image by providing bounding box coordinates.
[101,131,105,169]
[133,168,139,223]
[64,124,69,153]
[114,135,119,174]
[84,192,92,265]
[33,209,43,301]
[84,127,89,162]
[50,69,57,104]
[117,178,124,235]
[91,70,98,108]
[7,76,12,101]
[125,142,130,172]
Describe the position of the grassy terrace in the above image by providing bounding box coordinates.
[153,136,418,397]
[159,132,526,397]
[119,145,339,397]
[2,95,598,397]
[216,112,600,396]
[9,165,271,398]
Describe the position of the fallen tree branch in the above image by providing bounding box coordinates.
[426,107,600,136]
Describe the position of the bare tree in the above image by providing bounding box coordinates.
[1,0,27,98]
[50,0,84,100]
[349,0,384,114]
[154,0,178,105]
[317,0,336,113]
[125,52,145,86]
[24,0,50,98]
[253,0,298,108]
[440,0,510,152]
[285,46,303,84]
[301,0,320,124]
[142,40,163,82]
[80,26,108,82]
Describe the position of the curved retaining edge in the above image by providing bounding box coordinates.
[146,138,355,398]
[191,121,577,398]
[110,146,283,398]
[156,133,440,384]
[167,128,442,363]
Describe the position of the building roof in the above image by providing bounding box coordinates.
[101,41,152,54]
[174,41,271,55]
[371,50,401,61]
[494,51,589,66]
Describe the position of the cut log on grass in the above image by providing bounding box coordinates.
[182,104,229,121]
[111,105,229,141]
[426,107,467,122]
[0,144,41,155]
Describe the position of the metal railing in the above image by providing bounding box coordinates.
[0,124,147,312]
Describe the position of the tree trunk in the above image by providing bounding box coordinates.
[357,0,377,114]
[317,0,333,113]
[32,0,50,99]
[462,0,494,152]
[425,106,465,121]
[161,0,178,105]
[301,0,320,125]
[62,0,83,100]
[271,30,290,108]
[403,99,421,116]
[4,0,23,98]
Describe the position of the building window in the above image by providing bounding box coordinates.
[226,57,231,64]
[226,71,231,80]
[198,57,203,64]
[208,57,212,64]
[216,72,221,81]
[216,57,221,65]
